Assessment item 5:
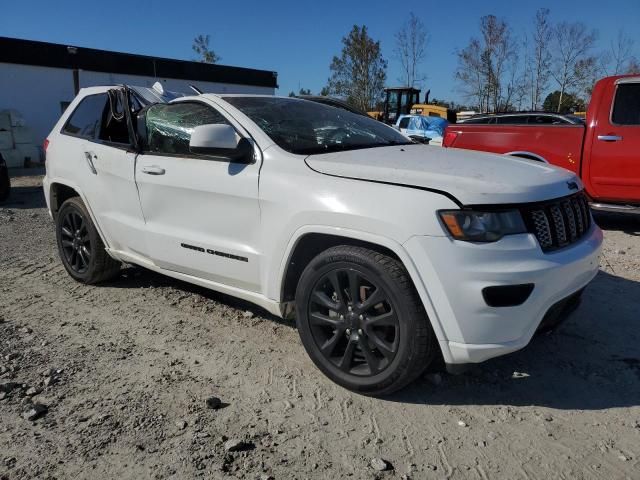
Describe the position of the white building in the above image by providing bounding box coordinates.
[0,36,278,163]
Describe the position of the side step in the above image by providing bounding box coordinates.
[590,202,640,215]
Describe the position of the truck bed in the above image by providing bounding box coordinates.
[444,124,586,175]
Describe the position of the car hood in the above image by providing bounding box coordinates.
[304,145,581,205]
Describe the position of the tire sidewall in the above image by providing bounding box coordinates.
[295,249,421,393]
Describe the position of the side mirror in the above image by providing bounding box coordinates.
[189,124,253,163]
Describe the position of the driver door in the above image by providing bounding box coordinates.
[134,101,262,292]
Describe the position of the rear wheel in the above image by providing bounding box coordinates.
[295,245,438,396]
[56,197,121,284]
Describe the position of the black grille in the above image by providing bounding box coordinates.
[522,193,592,252]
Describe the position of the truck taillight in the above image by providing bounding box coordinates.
[443,131,458,148]
[43,139,50,152]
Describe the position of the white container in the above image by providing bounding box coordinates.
[0,149,25,168]
[0,131,13,150]
[11,126,34,145]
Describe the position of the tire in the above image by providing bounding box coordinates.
[55,196,121,284]
[295,245,439,396]
[0,167,9,202]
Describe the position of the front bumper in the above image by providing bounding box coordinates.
[403,225,602,365]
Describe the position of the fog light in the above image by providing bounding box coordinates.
[482,284,534,307]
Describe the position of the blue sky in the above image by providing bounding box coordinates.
[2,0,639,102]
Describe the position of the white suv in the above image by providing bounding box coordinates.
[43,85,602,395]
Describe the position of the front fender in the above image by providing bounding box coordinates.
[269,225,454,363]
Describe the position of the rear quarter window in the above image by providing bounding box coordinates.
[612,83,640,125]
[63,94,108,139]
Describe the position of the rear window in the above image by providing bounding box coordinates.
[398,117,410,129]
[612,83,640,125]
[63,94,107,139]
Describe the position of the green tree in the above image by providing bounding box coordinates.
[288,88,312,97]
[542,91,585,113]
[326,25,387,111]
[192,34,220,64]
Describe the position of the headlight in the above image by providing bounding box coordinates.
[439,209,527,242]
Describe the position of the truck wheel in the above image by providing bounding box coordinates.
[55,197,121,284]
[295,245,438,396]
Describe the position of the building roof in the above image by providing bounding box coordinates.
[0,36,278,89]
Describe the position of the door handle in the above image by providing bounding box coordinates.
[597,135,622,142]
[84,151,97,174]
[141,165,166,175]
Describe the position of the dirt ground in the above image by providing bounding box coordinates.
[1,172,639,480]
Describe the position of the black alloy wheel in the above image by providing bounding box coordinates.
[295,245,438,396]
[55,196,121,284]
[60,209,91,274]
[308,267,399,376]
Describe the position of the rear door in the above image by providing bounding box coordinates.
[59,90,148,255]
[588,79,640,202]
[134,100,262,292]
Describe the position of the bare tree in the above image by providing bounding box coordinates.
[455,39,487,111]
[627,57,640,74]
[602,30,637,75]
[531,8,553,110]
[192,34,220,64]
[326,25,387,111]
[551,22,597,112]
[455,15,517,112]
[395,13,428,88]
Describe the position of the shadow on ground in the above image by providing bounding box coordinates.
[594,211,640,236]
[105,265,295,329]
[391,270,640,410]
[1,185,47,209]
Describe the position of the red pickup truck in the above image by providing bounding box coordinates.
[443,75,640,214]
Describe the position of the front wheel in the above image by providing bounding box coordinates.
[55,196,121,284]
[295,245,439,396]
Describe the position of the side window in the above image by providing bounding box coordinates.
[145,102,231,155]
[62,94,108,139]
[530,115,555,125]
[612,83,640,125]
[398,117,410,129]
[497,116,527,125]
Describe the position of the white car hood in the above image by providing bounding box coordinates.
[305,145,581,205]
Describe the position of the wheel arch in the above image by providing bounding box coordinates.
[505,151,549,163]
[48,180,111,249]
[49,181,81,217]
[276,227,452,362]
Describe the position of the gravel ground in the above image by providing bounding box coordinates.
[1,172,639,480]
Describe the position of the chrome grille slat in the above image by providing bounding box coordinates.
[522,193,591,253]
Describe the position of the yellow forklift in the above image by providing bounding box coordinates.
[369,87,457,124]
